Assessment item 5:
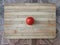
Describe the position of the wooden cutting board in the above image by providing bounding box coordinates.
[4,3,56,39]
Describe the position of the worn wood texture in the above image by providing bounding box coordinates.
[4,3,56,39]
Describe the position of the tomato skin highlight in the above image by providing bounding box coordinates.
[26,17,34,25]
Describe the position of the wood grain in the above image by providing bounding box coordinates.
[4,3,56,39]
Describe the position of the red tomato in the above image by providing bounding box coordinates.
[26,17,34,25]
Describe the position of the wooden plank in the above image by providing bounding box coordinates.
[4,3,56,39]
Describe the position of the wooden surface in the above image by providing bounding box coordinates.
[4,3,56,39]
[0,0,60,45]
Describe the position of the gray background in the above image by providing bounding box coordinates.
[0,0,60,45]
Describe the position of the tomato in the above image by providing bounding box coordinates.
[26,17,34,25]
